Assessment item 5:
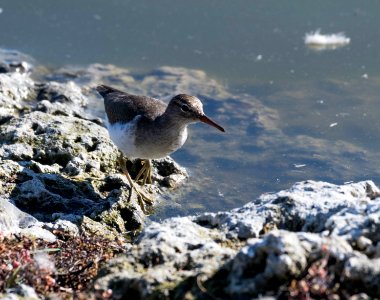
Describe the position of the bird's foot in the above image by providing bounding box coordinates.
[118,154,154,212]
[135,159,153,185]
[131,184,154,213]
[129,179,154,204]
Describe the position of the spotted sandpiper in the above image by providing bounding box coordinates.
[96,85,225,205]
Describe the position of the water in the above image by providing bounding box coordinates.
[1,1,380,217]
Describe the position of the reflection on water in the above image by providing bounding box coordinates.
[1,1,380,218]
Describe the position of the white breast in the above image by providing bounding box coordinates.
[106,116,141,159]
[178,127,188,149]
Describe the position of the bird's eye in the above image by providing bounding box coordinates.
[181,104,191,112]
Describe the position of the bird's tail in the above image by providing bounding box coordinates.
[96,85,123,97]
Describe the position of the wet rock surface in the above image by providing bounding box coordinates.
[1,49,380,298]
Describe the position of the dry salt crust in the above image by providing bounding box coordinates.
[304,30,350,50]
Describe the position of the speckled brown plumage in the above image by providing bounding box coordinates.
[97,85,166,124]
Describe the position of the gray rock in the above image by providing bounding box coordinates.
[0,198,56,242]
[226,231,354,297]
[0,48,33,64]
[0,56,35,126]
[0,143,34,161]
[0,111,188,239]
[196,180,380,240]
[95,180,380,298]
[343,256,380,296]
[350,294,371,300]
[95,217,236,299]
[35,81,87,106]
[0,72,35,109]
[64,156,87,176]
[0,284,40,300]
[47,63,135,89]
[0,48,34,74]
[0,111,119,175]
[152,157,188,188]
[43,219,80,236]
[33,81,89,118]
[0,111,143,233]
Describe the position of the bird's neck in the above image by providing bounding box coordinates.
[159,111,191,131]
[145,113,188,150]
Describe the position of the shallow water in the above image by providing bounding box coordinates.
[1,1,380,218]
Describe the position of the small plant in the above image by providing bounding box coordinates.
[285,245,343,299]
[0,230,125,299]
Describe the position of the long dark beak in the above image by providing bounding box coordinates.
[199,115,225,132]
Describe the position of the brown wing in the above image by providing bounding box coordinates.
[96,85,167,124]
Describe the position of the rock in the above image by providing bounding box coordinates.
[2,49,380,298]
[196,180,380,240]
[0,143,34,161]
[355,235,373,252]
[92,185,146,233]
[48,64,230,101]
[80,216,120,240]
[0,111,144,234]
[95,180,380,298]
[0,198,56,242]
[0,111,119,174]
[0,110,187,240]
[47,63,135,90]
[350,293,371,300]
[63,156,87,176]
[0,72,35,110]
[343,256,380,297]
[152,157,188,188]
[0,53,35,126]
[226,231,354,297]
[35,81,87,106]
[94,217,237,299]
[33,81,89,118]
[43,219,80,236]
[0,48,34,74]
[0,284,40,300]
[0,62,10,73]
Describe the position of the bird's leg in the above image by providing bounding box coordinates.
[135,159,153,185]
[142,159,152,185]
[135,160,149,183]
[117,154,154,207]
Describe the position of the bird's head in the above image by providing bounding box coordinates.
[167,94,225,132]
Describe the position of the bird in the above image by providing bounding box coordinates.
[96,85,225,206]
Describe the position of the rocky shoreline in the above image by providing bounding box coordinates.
[1,49,380,299]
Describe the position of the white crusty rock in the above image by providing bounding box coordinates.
[0,72,35,109]
[33,81,90,118]
[227,231,356,296]
[95,180,380,298]
[95,217,237,299]
[196,180,380,239]
[342,256,380,296]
